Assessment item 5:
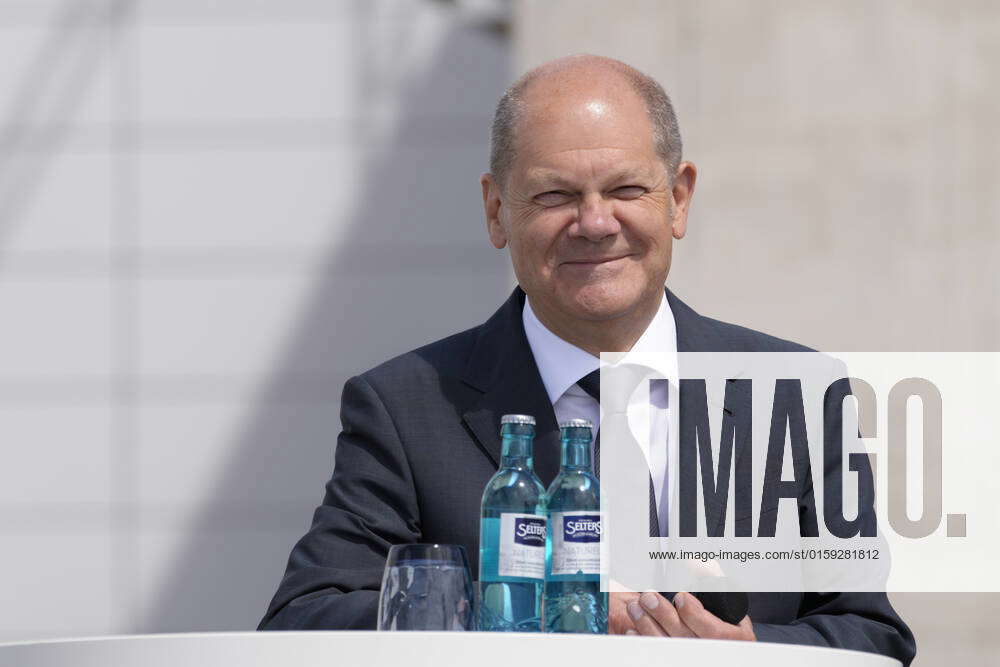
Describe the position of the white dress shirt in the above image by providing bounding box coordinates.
[522,291,678,536]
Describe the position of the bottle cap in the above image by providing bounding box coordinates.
[559,418,594,429]
[501,414,536,426]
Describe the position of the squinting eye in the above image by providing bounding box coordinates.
[613,186,646,199]
[533,191,574,207]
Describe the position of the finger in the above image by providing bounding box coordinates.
[673,591,741,639]
[608,592,639,635]
[626,598,667,637]
[609,578,637,594]
[638,591,695,638]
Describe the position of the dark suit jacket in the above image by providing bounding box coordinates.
[258,286,915,665]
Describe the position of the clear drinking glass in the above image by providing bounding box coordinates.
[377,543,475,631]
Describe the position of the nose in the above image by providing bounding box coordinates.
[570,192,621,241]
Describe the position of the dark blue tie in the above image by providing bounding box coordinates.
[577,369,662,537]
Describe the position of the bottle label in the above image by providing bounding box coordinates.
[550,511,604,576]
[498,513,546,579]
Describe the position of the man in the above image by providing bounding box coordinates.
[258,54,915,664]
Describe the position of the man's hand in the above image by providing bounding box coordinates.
[608,591,640,635]
[616,591,756,641]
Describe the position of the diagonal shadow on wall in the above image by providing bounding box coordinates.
[140,9,513,632]
[0,0,134,261]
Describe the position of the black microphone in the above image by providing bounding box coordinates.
[660,579,748,625]
[689,590,749,626]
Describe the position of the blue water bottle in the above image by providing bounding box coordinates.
[544,419,607,633]
[478,414,547,631]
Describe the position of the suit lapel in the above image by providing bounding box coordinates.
[666,288,753,534]
[461,286,562,486]
[667,288,729,353]
[460,285,751,519]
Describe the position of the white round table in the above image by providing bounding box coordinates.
[0,631,901,667]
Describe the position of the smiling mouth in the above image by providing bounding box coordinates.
[561,254,631,266]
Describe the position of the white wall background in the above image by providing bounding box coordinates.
[0,0,511,641]
[3,1,997,665]
[514,1,999,665]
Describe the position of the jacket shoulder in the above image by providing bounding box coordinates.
[702,315,816,353]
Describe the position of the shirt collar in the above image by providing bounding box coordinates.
[523,297,599,405]
[522,290,677,405]
[615,290,678,384]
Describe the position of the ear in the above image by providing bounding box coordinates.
[481,172,507,249]
[669,161,697,240]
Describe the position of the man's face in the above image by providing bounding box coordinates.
[482,76,693,325]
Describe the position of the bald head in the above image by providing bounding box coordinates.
[489,55,682,189]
